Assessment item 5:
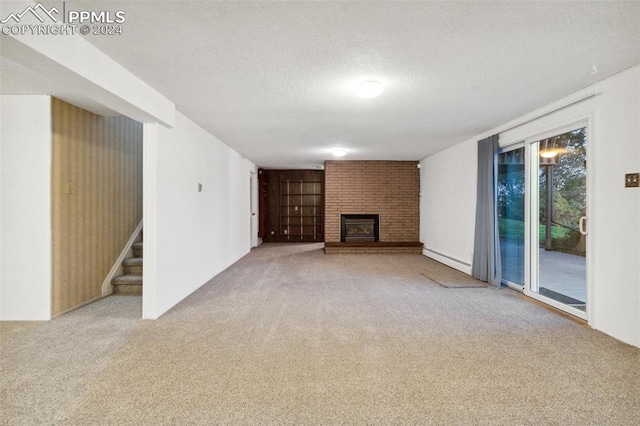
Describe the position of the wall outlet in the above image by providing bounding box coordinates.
[625,173,639,188]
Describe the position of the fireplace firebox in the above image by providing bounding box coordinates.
[340,214,380,242]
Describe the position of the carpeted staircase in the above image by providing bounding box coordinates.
[112,238,143,295]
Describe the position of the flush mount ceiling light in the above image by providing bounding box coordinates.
[332,148,347,157]
[355,80,383,99]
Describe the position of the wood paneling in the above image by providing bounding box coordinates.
[260,170,324,242]
[51,98,143,315]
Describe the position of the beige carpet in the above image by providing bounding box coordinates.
[420,258,489,288]
[1,243,639,425]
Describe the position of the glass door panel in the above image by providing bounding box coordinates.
[498,147,525,286]
[530,128,587,314]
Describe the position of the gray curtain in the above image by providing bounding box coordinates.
[472,135,502,286]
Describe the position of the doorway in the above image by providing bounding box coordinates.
[528,126,587,317]
[498,123,588,319]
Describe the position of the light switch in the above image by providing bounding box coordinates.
[198,183,203,192]
[625,173,639,188]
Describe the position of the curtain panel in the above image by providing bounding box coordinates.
[471,135,501,286]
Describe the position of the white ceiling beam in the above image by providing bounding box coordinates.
[1,30,175,127]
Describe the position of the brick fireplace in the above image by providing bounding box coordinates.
[341,214,380,242]
[324,161,422,254]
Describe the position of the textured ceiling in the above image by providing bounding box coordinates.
[2,1,639,168]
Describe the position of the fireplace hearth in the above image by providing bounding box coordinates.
[340,214,379,242]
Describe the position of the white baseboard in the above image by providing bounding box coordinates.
[101,220,144,296]
[423,248,472,276]
[52,295,104,318]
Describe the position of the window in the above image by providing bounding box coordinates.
[498,147,525,286]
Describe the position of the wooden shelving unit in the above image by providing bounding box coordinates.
[259,169,325,243]
[280,179,323,241]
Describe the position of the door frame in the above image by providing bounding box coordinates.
[499,116,595,321]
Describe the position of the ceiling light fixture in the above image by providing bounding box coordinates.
[332,148,347,157]
[540,150,559,159]
[355,80,383,99]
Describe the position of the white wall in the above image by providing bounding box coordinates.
[143,112,256,319]
[420,139,476,274]
[420,66,640,347]
[0,95,52,320]
[250,171,260,248]
[588,68,639,346]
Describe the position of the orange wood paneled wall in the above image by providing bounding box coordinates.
[51,98,143,315]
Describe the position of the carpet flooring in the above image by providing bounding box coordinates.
[419,259,488,288]
[1,243,639,425]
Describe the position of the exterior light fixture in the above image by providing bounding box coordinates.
[332,148,347,157]
[355,80,383,98]
[540,150,559,159]
[540,137,562,159]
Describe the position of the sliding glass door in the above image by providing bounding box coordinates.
[499,123,588,319]
[529,126,587,317]
[498,147,525,287]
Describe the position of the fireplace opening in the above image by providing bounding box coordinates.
[340,214,380,242]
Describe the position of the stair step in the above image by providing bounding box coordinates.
[123,257,143,275]
[112,275,142,295]
[112,275,142,284]
[133,242,143,257]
